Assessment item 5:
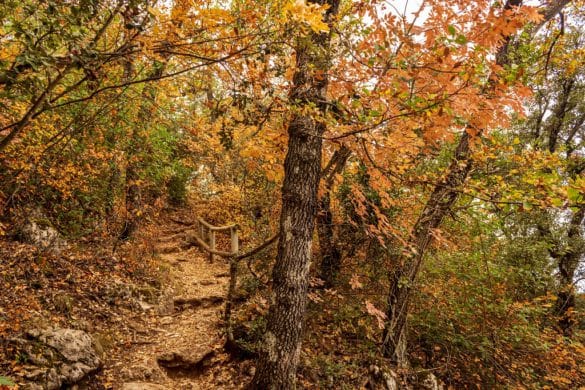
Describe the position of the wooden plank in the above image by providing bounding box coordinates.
[197,217,237,232]
[230,227,239,255]
[209,230,215,262]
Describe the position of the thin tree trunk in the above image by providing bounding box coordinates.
[118,62,165,240]
[382,133,472,365]
[543,85,584,336]
[0,5,121,152]
[547,78,575,153]
[318,145,351,287]
[554,205,585,336]
[381,0,571,364]
[249,1,340,388]
[534,71,583,336]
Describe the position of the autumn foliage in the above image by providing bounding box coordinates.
[1,0,585,388]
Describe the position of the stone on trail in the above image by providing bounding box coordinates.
[120,363,164,382]
[122,383,168,390]
[10,328,102,389]
[157,349,215,372]
[172,295,224,309]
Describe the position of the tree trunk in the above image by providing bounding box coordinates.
[249,1,340,388]
[118,62,165,240]
[543,92,584,336]
[554,205,585,336]
[382,133,472,365]
[380,0,571,363]
[318,146,351,287]
[533,72,582,336]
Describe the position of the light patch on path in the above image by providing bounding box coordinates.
[102,214,244,389]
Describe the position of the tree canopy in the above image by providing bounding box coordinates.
[1,0,584,388]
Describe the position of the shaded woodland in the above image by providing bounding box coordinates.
[1,0,585,388]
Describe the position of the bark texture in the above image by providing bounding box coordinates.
[318,145,351,287]
[249,1,340,388]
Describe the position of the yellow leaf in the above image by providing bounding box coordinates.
[283,0,330,33]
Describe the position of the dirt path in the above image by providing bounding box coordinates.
[101,216,244,389]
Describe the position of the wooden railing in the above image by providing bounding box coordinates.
[190,216,279,351]
[194,217,239,262]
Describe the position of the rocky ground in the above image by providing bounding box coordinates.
[0,206,445,390]
[0,208,252,389]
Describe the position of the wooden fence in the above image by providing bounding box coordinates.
[194,217,239,262]
[191,217,279,350]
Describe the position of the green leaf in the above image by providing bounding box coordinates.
[551,197,563,207]
[455,34,467,45]
[0,376,15,386]
[567,187,582,203]
[448,25,457,36]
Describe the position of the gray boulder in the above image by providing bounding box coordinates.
[18,208,65,252]
[11,328,102,389]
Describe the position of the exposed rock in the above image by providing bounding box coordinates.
[122,383,167,390]
[18,208,66,252]
[156,297,175,316]
[157,349,215,373]
[37,328,100,364]
[172,295,224,310]
[419,372,444,390]
[10,328,102,389]
[137,300,155,311]
[364,365,399,390]
[120,364,164,382]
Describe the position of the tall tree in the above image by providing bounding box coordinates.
[527,23,585,335]
[381,0,572,366]
[318,145,351,287]
[250,0,340,388]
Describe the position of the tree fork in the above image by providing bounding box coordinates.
[382,131,473,365]
[318,145,351,287]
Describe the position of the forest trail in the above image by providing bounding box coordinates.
[101,215,242,389]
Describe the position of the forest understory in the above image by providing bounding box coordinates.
[1,205,253,389]
[2,0,585,388]
[1,200,584,389]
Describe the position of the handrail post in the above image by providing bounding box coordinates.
[225,226,239,347]
[230,226,239,255]
[225,257,237,342]
[209,230,215,262]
